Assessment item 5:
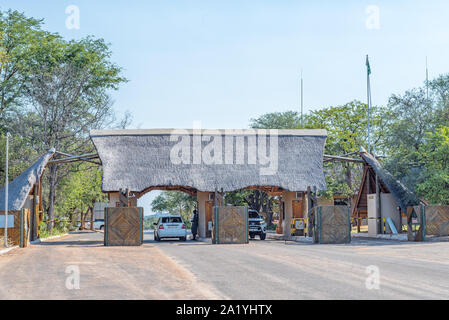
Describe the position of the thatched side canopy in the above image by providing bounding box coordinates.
[352,148,420,216]
[90,129,327,194]
[0,149,55,211]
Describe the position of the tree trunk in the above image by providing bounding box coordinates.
[90,206,94,231]
[345,163,352,191]
[80,209,88,230]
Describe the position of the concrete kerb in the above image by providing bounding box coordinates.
[352,233,408,241]
[0,233,70,256]
[0,245,19,256]
[30,233,70,244]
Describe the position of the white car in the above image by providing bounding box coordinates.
[93,219,105,230]
[154,215,187,241]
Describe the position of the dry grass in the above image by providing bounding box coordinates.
[0,236,14,248]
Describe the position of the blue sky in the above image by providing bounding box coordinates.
[3,1,449,213]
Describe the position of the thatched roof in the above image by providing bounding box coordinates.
[360,148,420,212]
[0,149,55,211]
[90,129,327,194]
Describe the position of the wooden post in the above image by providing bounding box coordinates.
[306,187,312,237]
[38,179,43,238]
[90,207,94,231]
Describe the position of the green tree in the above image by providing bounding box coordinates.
[56,164,106,230]
[384,76,449,192]
[250,111,302,129]
[0,10,48,120]
[304,100,388,197]
[151,191,197,226]
[416,127,449,204]
[15,34,127,231]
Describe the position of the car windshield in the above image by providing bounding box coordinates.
[161,217,182,223]
[249,212,259,218]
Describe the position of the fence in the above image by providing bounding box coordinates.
[406,205,449,241]
[212,206,248,244]
[309,206,351,244]
[104,207,144,246]
[0,209,31,247]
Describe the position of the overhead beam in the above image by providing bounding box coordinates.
[323,154,363,163]
[48,153,100,165]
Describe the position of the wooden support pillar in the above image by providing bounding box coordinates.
[306,187,313,237]
[38,179,43,238]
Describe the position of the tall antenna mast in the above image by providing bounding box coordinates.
[426,56,429,100]
[300,69,304,128]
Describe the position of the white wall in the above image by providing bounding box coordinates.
[368,193,401,235]
[197,192,210,238]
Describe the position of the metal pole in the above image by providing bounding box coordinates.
[367,64,371,154]
[426,56,429,100]
[300,70,304,128]
[4,132,9,247]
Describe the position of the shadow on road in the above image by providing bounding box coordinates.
[37,240,103,247]
[35,231,104,247]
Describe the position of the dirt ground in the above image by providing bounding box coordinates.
[0,231,224,300]
[0,230,448,299]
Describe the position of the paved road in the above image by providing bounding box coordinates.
[0,230,448,299]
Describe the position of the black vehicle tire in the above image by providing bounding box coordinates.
[100,225,104,231]
[260,233,266,240]
[250,234,255,239]
[180,237,186,241]
[155,233,160,241]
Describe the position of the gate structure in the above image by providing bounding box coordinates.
[212,206,248,244]
[104,207,144,246]
[425,206,449,238]
[309,206,351,244]
[406,205,449,241]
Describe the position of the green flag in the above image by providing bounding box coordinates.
[366,55,371,75]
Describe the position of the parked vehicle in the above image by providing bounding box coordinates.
[248,209,267,240]
[93,202,108,230]
[154,215,187,241]
[93,219,105,230]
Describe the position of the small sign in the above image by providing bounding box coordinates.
[208,221,213,231]
[295,220,304,230]
[0,215,14,228]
